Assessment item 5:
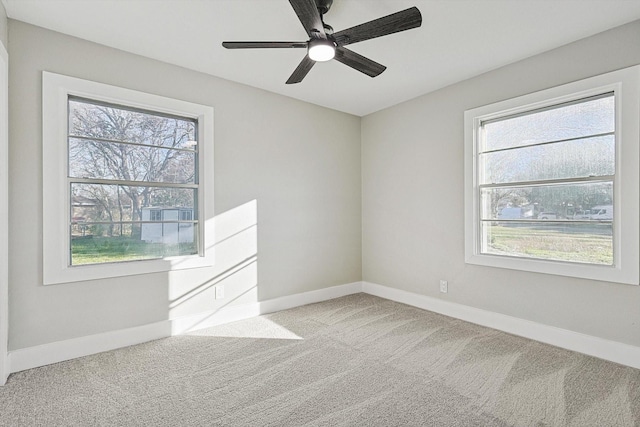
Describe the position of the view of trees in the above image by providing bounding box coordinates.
[68,98,198,238]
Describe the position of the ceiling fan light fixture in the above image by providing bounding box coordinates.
[308,39,335,62]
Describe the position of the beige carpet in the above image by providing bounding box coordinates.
[1,293,639,426]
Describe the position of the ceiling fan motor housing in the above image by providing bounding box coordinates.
[315,0,333,15]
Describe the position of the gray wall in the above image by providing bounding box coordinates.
[8,20,362,350]
[362,20,640,347]
[0,2,7,49]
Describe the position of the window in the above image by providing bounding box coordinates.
[480,93,615,264]
[465,66,639,284]
[150,210,162,222]
[43,72,214,284]
[69,97,199,266]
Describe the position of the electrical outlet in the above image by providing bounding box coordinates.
[439,280,448,293]
[215,285,225,299]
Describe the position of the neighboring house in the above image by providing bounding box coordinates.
[497,206,534,219]
[71,195,96,219]
[71,195,96,237]
[140,207,194,244]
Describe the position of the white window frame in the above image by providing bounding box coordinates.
[43,72,214,285]
[464,65,640,285]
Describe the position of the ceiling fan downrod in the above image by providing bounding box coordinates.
[315,0,334,35]
[315,0,333,16]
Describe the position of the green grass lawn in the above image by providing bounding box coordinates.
[486,224,613,265]
[71,236,197,265]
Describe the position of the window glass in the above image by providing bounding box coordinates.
[481,221,612,265]
[68,98,199,266]
[68,100,197,149]
[482,95,614,152]
[479,135,614,184]
[69,138,196,184]
[478,93,615,265]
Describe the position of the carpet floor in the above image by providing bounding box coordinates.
[1,293,639,426]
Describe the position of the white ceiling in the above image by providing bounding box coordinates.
[4,0,640,116]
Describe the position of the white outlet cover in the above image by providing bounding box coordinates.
[439,280,448,293]
[215,286,224,299]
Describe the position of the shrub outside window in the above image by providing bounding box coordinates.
[464,66,639,284]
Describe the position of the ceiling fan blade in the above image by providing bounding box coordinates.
[334,47,386,78]
[222,41,307,49]
[333,7,422,47]
[286,55,316,84]
[289,0,327,39]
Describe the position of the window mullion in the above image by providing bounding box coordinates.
[69,177,198,189]
[68,134,197,154]
[479,175,614,189]
[478,131,615,155]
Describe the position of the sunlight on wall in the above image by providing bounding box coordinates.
[168,200,259,333]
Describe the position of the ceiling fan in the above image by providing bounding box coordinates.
[222,0,422,84]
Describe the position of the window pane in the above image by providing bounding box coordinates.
[479,135,614,185]
[481,221,612,265]
[70,183,198,265]
[69,138,196,184]
[71,223,198,265]
[68,95,201,268]
[71,183,195,223]
[69,99,197,150]
[481,94,614,152]
[481,181,613,220]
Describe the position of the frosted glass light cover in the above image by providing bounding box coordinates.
[308,40,335,62]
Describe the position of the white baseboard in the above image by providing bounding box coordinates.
[171,281,362,334]
[8,281,363,374]
[8,321,171,374]
[170,302,262,335]
[259,281,363,314]
[362,281,640,370]
[8,280,640,375]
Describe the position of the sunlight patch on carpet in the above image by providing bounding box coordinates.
[186,316,303,340]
